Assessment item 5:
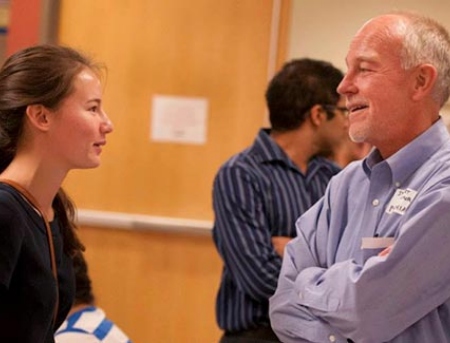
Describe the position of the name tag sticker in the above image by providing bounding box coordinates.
[386,188,417,215]
[361,237,395,249]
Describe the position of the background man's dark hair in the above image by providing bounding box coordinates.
[265,58,344,132]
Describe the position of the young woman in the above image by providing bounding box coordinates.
[0,44,113,342]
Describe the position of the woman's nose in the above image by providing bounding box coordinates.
[101,112,114,133]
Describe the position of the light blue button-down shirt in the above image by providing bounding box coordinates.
[270,119,450,343]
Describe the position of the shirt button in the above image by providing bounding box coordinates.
[395,182,400,187]
[372,199,379,206]
[329,335,336,342]
[298,292,302,299]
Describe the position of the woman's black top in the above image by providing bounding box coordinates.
[0,184,75,343]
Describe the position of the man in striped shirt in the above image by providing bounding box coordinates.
[55,252,132,343]
[212,58,349,342]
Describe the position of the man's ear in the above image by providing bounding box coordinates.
[308,104,326,127]
[412,64,438,101]
[25,104,51,131]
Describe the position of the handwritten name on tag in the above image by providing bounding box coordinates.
[386,188,417,215]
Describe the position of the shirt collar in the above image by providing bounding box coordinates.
[251,128,340,175]
[363,118,449,187]
[251,128,292,164]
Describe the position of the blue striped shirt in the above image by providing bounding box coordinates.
[55,306,132,343]
[212,129,340,332]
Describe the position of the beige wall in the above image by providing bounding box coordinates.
[287,0,450,71]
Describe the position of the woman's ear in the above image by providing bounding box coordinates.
[412,64,438,101]
[25,104,50,131]
[308,104,326,127]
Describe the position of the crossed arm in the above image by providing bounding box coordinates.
[270,185,450,343]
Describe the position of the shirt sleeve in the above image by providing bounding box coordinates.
[269,193,348,343]
[282,180,450,342]
[0,193,24,289]
[213,165,282,302]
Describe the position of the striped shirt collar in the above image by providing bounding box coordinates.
[250,128,338,175]
[250,129,289,163]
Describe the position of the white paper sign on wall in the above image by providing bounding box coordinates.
[150,94,208,145]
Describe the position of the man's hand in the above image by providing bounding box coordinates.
[272,236,292,257]
[378,245,394,257]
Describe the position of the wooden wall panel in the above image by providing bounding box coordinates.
[58,0,277,221]
[79,226,222,342]
[275,0,292,70]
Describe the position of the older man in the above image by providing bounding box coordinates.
[270,11,450,343]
